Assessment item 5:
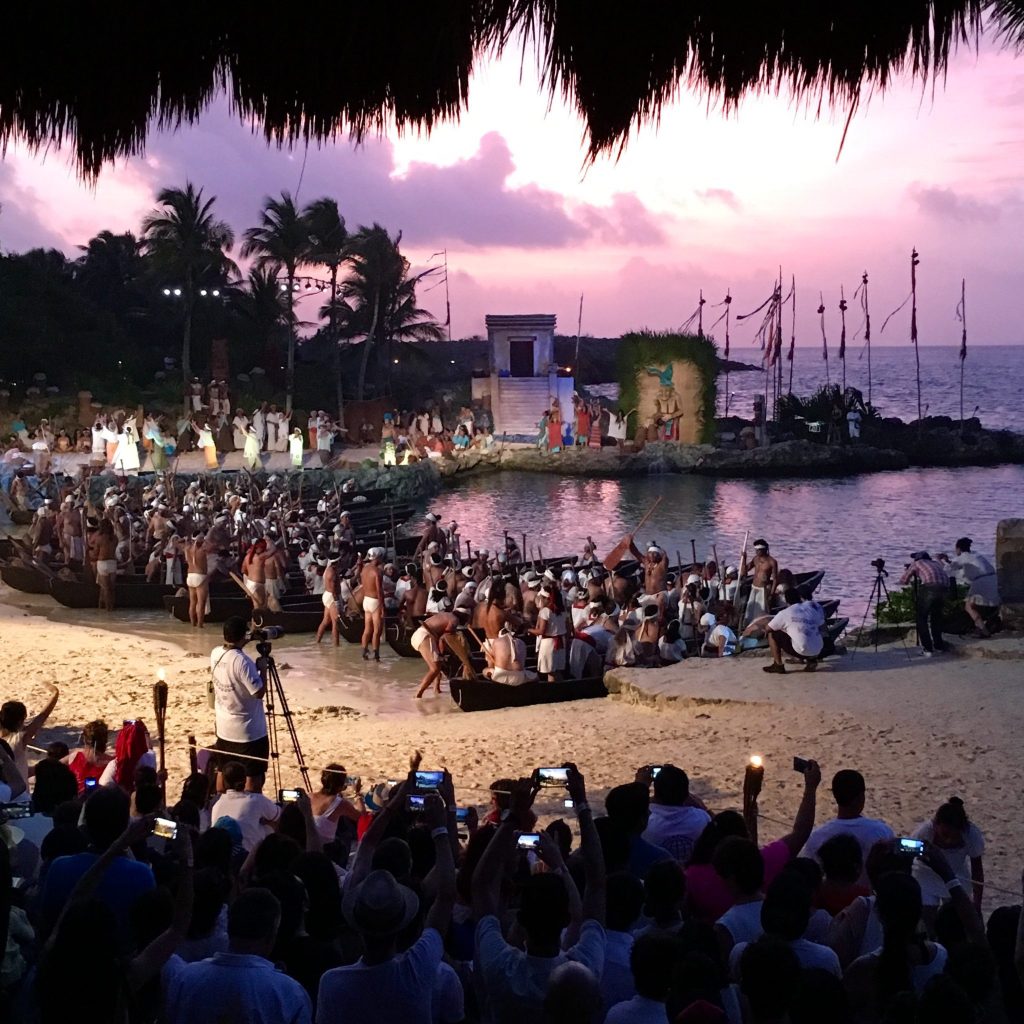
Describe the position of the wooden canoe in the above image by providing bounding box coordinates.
[0,561,51,594]
[449,674,608,712]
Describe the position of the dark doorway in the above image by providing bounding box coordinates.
[509,337,535,377]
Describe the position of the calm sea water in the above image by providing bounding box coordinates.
[424,465,1024,622]
[718,344,1020,430]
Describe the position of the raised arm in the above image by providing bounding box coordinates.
[779,759,821,857]
[127,825,194,988]
[348,777,410,887]
[566,763,605,925]
[472,778,536,921]
[23,682,60,742]
[422,791,457,935]
[920,843,984,945]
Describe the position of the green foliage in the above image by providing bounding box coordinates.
[616,330,718,444]
[876,583,966,624]
[779,384,879,424]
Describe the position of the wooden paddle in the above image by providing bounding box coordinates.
[602,496,663,569]
[690,539,698,568]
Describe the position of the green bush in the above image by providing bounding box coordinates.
[877,583,967,624]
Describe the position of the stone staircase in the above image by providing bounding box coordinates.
[494,377,553,437]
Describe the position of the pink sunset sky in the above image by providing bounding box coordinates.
[1,41,1022,348]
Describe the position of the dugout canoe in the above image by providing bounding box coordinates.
[166,593,325,631]
[449,674,608,713]
[49,576,179,609]
[0,560,51,594]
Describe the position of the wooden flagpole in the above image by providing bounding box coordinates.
[838,287,848,393]
[862,272,872,406]
[911,248,922,423]
[958,278,967,435]
[818,293,830,387]
[788,276,796,395]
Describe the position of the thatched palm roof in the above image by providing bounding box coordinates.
[2,3,1020,178]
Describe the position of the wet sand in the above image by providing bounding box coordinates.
[3,587,1022,912]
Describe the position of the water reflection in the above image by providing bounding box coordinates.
[424,464,1024,618]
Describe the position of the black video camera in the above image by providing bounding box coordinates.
[870,558,886,572]
[246,625,285,643]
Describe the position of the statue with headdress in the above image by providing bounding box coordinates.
[645,364,683,441]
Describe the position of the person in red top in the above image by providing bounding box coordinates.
[899,550,951,655]
[63,719,113,794]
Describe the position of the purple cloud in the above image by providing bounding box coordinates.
[908,183,1002,223]
[697,188,741,211]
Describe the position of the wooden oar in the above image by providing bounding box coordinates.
[602,496,663,569]
[690,539,698,567]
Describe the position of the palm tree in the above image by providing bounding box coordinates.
[141,183,236,388]
[342,224,408,401]
[75,230,144,319]
[304,197,349,421]
[242,191,311,411]
[229,267,292,372]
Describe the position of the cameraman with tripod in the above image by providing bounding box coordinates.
[899,551,951,657]
[210,616,268,789]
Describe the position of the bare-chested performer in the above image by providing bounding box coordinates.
[241,539,269,610]
[61,499,84,567]
[483,585,510,639]
[412,611,459,698]
[399,568,427,625]
[185,532,210,628]
[263,536,286,612]
[360,547,385,661]
[482,624,536,685]
[740,538,779,627]
[92,519,118,612]
[422,551,445,590]
[414,513,446,557]
[316,555,342,645]
[643,543,669,595]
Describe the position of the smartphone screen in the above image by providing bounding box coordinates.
[0,805,32,820]
[84,778,98,790]
[279,789,301,803]
[537,767,569,788]
[455,807,470,822]
[153,817,178,840]
[650,766,664,779]
[898,838,925,857]
[415,770,444,790]
[793,757,809,774]
[517,832,541,850]
[407,795,426,812]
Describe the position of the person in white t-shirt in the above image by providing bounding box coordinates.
[801,770,894,885]
[639,765,710,863]
[763,589,825,674]
[605,932,677,1024]
[210,761,280,853]
[210,616,268,784]
[700,613,736,657]
[911,796,985,913]
[728,873,841,982]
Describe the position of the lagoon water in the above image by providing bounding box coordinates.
[424,464,1024,622]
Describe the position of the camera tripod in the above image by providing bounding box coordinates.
[254,633,311,795]
[851,564,912,661]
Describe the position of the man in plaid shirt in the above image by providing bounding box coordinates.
[900,551,951,655]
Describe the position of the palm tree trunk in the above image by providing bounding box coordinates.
[286,269,296,413]
[182,279,194,411]
[356,284,380,403]
[330,265,344,426]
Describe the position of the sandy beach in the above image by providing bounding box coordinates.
[3,592,1022,912]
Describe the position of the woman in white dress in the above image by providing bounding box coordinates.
[530,586,567,681]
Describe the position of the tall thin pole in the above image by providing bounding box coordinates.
[788,276,796,395]
[776,267,784,420]
[818,293,830,386]
[724,291,732,416]
[443,249,452,343]
[911,248,922,422]
[838,286,848,394]
[958,278,967,434]
[573,292,584,381]
[862,271,872,406]
[697,289,706,339]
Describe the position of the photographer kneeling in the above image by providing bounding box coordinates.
[209,615,268,791]
[762,588,824,674]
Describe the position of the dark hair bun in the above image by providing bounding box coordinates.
[949,796,964,807]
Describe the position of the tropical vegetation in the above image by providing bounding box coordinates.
[0,185,442,412]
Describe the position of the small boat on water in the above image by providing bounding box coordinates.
[449,675,607,712]
[50,576,180,609]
